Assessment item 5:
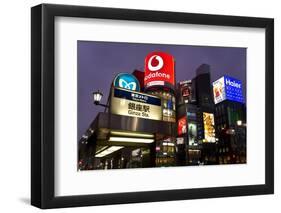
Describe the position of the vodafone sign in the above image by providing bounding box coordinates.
[144,52,175,88]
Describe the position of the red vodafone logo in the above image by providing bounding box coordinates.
[144,52,175,88]
[148,55,164,71]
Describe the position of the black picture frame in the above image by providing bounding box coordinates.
[31,3,274,209]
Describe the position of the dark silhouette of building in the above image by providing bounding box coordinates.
[194,64,214,110]
[132,70,144,91]
[214,100,246,164]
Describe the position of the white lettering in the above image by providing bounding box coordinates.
[128,110,141,116]
[225,78,241,88]
[144,71,170,81]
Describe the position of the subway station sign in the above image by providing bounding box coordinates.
[110,87,162,120]
[113,73,140,91]
[213,75,244,104]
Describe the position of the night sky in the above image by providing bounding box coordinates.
[78,41,246,140]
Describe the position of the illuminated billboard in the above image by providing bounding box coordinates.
[110,87,162,120]
[188,122,197,146]
[203,112,216,143]
[144,52,175,89]
[213,76,244,104]
[176,137,184,145]
[177,116,187,136]
[178,80,196,104]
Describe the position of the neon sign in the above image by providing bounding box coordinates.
[213,76,244,104]
[144,52,175,88]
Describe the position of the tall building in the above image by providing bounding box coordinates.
[144,51,177,166]
[194,64,217,164]
[213,76,246,164]
[194,64,214,110]
[175,64,218,165]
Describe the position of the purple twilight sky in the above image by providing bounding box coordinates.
[78,41,246,140]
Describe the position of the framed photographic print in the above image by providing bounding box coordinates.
[31,3,274,209]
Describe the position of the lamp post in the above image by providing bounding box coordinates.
[92,90,109,108]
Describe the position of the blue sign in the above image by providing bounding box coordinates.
[213,76,244,104]
[167,100,173,110]
[224,76,244,103]
[113,87,161,106]
[113,73,140,91]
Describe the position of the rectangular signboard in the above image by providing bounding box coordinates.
[178,80,196,104]
[203,112,216,143]
[110,87,162,120]
[188,122,197,146]
[177,116,187,136]
[213,76,244,104]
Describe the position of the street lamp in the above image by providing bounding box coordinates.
[93,90,103,105]
[92,90,109,108]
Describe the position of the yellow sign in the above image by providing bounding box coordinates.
[203,112,216,143]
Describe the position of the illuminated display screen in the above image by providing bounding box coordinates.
[203,112,216,143]
[176,137,184,145]
[177,116,187,136]
[188,122,197,146]
[178,80,195,104]
[213,76,244,104]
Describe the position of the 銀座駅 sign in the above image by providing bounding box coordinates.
[110,87,162,120]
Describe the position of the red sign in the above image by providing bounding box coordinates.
[144,52,175,88]
[178,116,187,136]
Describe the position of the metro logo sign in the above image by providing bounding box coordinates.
[213,75,244,104]
[144,52,175,88]
[113,73,140,91]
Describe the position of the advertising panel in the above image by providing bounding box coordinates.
[176,137,184,145]
[213,76,226,104]
[203,112,216,142]
[213,76,244,104]
[178,80,196,104]
[113,73,141,91]
[177,116,187,136]
[144,52,175,88]
[188,122,197,146]
[224,76,244,103]
[110,87,162,120]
